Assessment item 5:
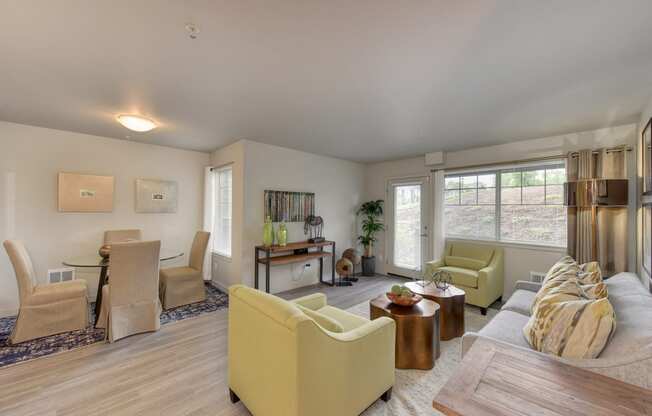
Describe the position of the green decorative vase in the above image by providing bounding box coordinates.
[263,216,274,247]
[277,221,288,247]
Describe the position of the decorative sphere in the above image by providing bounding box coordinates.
[336,258,353,277]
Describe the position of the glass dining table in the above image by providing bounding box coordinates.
[63,251,184,324]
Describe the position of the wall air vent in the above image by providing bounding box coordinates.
[530,271,546,283]
[48,267,75,284]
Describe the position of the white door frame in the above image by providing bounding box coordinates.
[385,176,430,279]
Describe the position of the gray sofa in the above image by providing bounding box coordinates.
[462,272,652,388]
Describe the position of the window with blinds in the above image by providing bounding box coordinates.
[213,165,232,257]
[444,161,567,247]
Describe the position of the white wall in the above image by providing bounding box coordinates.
[0,121,209,316]
[210,141,245,292]
[365,124,638,299]
[241,141,365,293]
[209,140,365,293]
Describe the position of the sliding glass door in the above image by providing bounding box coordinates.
[386,177,429,279]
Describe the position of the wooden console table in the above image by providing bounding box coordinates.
[433,337,652,415]
[254,240,335,293]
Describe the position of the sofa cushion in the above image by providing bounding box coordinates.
[501,290,537,316]
[316,305,369,332]
[450,244,494,265]
[523,297,616,359]
[601,294,652,358]
[478,310,531,349]
[605,272,651,297]
[297,304,344,333]
[445,255,487,271]
[438,266,479,288]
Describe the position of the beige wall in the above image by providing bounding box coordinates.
[241,141,365,293]
[210,141,245,291]
[365,124,637,299]
[0,121,209,317]
[637,97,652,292]
[209,140,365,293]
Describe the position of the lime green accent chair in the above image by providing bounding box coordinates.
[425,242,504,315]
[228,285,396,416]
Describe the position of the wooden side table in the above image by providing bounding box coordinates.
[433,337,652,415]
[254,241,335,293]
[370,295,440,370]
[405,282,465,341]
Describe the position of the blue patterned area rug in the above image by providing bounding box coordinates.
[0,282,228,368]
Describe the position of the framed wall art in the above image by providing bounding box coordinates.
[264,190,314,222]
[58,172,114,212]
[135,179,178,213]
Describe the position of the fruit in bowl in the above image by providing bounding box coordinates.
[386,285,422,306]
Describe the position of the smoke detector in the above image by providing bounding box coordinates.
[185,23,200,39]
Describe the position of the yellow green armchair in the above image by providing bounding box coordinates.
[228,285,396,416]
[425,242,504,315]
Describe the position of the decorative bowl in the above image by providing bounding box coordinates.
[98,244,111,259]
[386,292,422,306]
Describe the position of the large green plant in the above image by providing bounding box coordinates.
[357,200,384,257]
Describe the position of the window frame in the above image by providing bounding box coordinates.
[213,165,233,259]
[444,161,567,249]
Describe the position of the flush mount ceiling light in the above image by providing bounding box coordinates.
[116,114,157,132]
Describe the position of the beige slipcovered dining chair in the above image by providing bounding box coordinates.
[3,240,88,344]
[159,231,210,309]
[96,240,161,342]
[104,229,142,244]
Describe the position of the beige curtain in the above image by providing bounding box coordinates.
[566,148,628,275]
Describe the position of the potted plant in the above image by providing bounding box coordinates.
[357,200,384,276]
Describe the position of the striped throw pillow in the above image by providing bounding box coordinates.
[524,294,616,359]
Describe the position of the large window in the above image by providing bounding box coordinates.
[444,162,566,247]
[213,165,232,257]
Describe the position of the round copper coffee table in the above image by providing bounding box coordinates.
[405,282,465,341]
[370,295,440,370]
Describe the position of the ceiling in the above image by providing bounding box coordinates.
[1,1,652,162]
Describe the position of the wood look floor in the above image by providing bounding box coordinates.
[0,274,407,416]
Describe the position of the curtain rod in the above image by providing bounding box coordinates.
[430,145,632,172]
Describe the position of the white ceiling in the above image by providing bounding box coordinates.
[1,1,652,162]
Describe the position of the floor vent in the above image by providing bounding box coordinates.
[48,268,75,284]
[530,271,546,283]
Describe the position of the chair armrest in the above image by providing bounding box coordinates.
[478,264,498,284]
[514,280,542,292]
[424,259,445,278]
[329,316,395,343]
[290,293,327,310]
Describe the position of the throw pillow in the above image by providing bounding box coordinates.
[297,305,344,333]
[523,296,616,359]
[531,270,580,313]
[580,261,602,280]
[581,282,608,299]
[542,256,579,285]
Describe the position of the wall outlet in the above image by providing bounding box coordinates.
[530,271,546,283]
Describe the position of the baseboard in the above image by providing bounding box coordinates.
[210,279,230,293]
[0,307,18,318]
